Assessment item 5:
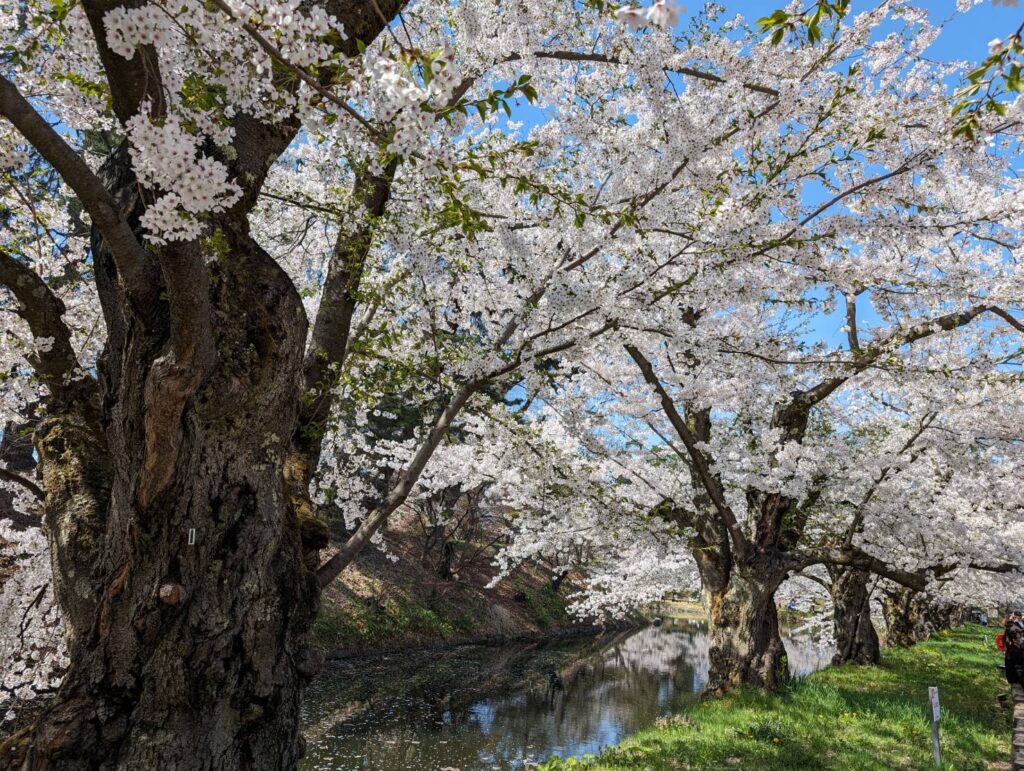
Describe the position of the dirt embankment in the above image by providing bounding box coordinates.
[313,514,600,654]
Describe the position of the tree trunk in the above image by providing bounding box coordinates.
[706,566,788,694]
[922,599,964,635]
[0,416,42,532]
[3,222,323,768]
[882,586,927,648]
[550,569,569,594]
[828,567,880,666]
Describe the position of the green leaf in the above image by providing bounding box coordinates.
[756,10,789,29]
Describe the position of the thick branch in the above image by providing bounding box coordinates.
[625,343,749,560]
[935,560,1021,578]
[157,241,215,372]
[135,240,216,510]
[0,250,82,394]
[0,75,148,296]
[80,0,165,124]
[801,548,1021,594]
[321,0,409,57]
[801,549,929,593]
[298,163,398,459]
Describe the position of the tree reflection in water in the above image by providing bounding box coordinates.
[300,622,831,770]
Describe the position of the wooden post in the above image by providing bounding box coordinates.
[929,686,941,768]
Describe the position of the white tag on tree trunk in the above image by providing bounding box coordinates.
[188,527,196,546]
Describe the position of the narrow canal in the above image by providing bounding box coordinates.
[300,620,832,770]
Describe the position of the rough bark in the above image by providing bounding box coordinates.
[0,0,413,763]
[922,599,965,635]
[2,216,322,768]
[35,399,111,645]
[705,560,789,694]
[828,566,880,666]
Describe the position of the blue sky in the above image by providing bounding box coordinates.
[719,0,1022,62]
[714,1,1024,350]
[496,2,1023,353]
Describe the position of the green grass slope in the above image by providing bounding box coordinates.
[541,625,1011,771]
[311,522,574,651]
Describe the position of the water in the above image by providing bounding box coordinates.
[300,620,832,770]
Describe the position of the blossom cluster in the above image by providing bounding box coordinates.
[126,110,241,243]
[614,1,683,30]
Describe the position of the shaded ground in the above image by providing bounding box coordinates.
[540,624,1012,770]
[314,511,588,652]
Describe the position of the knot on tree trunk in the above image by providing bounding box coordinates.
[158,583,187,606]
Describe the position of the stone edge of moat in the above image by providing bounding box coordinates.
[1013,683,1024,770]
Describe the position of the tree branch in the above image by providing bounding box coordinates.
[507,50,780,97]
[778,303,996,435]
[208,0,379,138]
[80,0,166,124]
[840,412,936,550]
[0,249,84,395]
[298,162,398,461]
[987,305,1024,334]
[316,379,480,587]
[800,549,929,593]
[625,343,750,560]
[0,75,149,297]
[845,291,860,353]
[0,466,44,501]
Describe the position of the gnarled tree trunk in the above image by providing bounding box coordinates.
[923,599,964,635]
[0,0,410,763]
[706,562,788,694]
[3,224,322,769]
[828,566,880,666]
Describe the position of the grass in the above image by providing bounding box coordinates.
[519,584,572,629]
[310,594,476,649]
[540,625,1011,770]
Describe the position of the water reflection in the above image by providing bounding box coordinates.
[300,622,831,770]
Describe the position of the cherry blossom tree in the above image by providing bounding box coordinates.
[509,1,1024,690]
[0,0,735,762]
[2,0,1023,764]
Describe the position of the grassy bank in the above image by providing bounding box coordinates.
[311,518,575,651]
[541,625,1011,770]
